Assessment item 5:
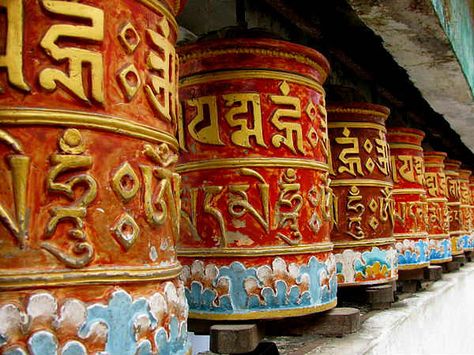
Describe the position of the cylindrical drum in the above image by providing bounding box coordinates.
[328,103,397,286]
[387,128,430,270]
[445,159,465,255]
[178,38,337,320]
[458,169,473,251]
[423,152,452,263]
[0,1,190,354]
[469,175,474,249]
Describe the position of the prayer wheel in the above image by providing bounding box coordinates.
[458,169,473,251]
[328,103,397,286]
[177,37,337,320]
[445,160,466,255]
[0,1,190,354]
[387,128,430,270]
[423,152,452,263]
[469,175,474,250]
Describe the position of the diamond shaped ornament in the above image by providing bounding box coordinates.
[369,198,378,213]
[369,216,379,230]
[118,22,141,53]
[306,127,319,148]
[113,213,140,251]
[365,157,375,173]
[118,64,142,102]
[363,139,374,153]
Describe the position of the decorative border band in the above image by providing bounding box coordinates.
[180,69,325,95]
[176,157,329,174]
[189,299,337,321]
[333,237,395,248]
[327,121,386,132]
[180,49,328,81]
[0,108,179,150]
[398,262,430,270]
[392,188,426,194]
[429,234,450,239]
[326,108,388,119]
[0,264,182,290]
[137,0,178,29]
[178,242,334,257]
[427,197,448,202]
[394,233,429,239]
[330,179,393,188]
[388,143,423,151]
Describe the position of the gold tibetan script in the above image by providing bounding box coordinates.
[223,93,267,148]
[0,0,30,92]
[39,0,104,103]
[146,18,178,123]
[336,128,363,177]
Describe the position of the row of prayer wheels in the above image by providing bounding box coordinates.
[1,2,473,351]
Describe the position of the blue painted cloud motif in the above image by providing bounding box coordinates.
[0,287,191,355]
[396,239,429,266]
[181,256,337,316]
[429,238,452,262]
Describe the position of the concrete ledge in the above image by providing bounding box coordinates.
[306,263,474,354]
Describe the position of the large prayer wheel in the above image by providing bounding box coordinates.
[387,128,430,270]
[177,37,337,320]
[0,1,190,354]
[423,152,451,263]
[445,159,465,255]
[458,169,473,251]
[469,175,474,250]
[328,103,397,286]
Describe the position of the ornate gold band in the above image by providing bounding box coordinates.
[427,197,448,202]
[398,262,430,270]
[180,49,328,81]
[327,121,386,132]
[394,233,429,240]
[180,69,325,95]
[137,0,178,30]
[0,264,182,290]
[430,257,452,264]
[461,204,471,208]
[332,237,395,248]
[330,179,392,188]
[428,234,450,240]
[445,171,459,176]
[189,299,337,321]
[176,157,329,174]
[425,163,444,168]
[178,242,334,257]
[326,107,388,119]
[447,202,461,206]
[0,108,179,150]
[450,231,467,236]
[388,143,423,151]
[392,188,426,195]
[338,276,398,288]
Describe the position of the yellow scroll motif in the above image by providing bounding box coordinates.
[0,130,30,248]
[447,177,460,199]
[180,187,201,241]
[346,185,365,240]
[425,172,440,197]
[186,96,224,145]
[274,168,303,245]
[393,155,424,183]
[0,0,30,92]
[203,186,227,247]
[228,168,270,232]
[379,186,394,225]
[42,129,96,268]
[336,127,363,177]
[145,18,178,123]
[374,130,391,176]
[270,81,305,155]
[39,0,104,103]
[223,93,267,148]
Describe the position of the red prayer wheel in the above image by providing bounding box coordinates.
[458,169,473,251]
[423,152,452,263]
[445,159,465,255]
[387,128,430,270]
[177,37,337,320]
[469,176,474,249]
[328,103,397,286]
[0,1,190,353]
